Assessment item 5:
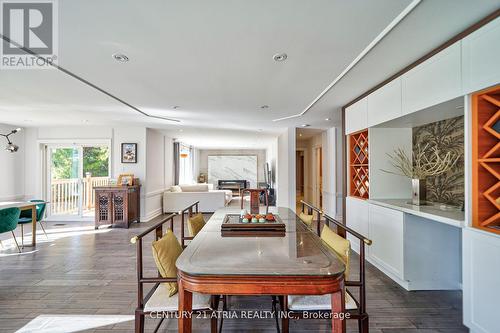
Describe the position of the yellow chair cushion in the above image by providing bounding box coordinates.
[188,213,205,237]
[299,212,314,227]
[151,230,183,297]
[321,225,351,278]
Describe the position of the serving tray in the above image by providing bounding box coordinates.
[221,214,286,237]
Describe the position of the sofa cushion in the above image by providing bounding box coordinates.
[180,184,209,192]
[170,185,182,192]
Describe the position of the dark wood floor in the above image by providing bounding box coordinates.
[0,214,467,333]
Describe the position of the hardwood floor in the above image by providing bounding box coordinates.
[0,215,467,333]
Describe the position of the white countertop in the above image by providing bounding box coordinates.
[367,199,465,228]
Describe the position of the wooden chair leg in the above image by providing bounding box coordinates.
[271,296,281,333]
[10,232,21,253]
[360,316,369,333]
[134,310,144,333]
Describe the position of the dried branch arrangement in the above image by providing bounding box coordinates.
[381,144,459,179]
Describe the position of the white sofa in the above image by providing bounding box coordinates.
[163,184,232,213]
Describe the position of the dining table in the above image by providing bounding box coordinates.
[0,201,39,246]
[176,206,346,333]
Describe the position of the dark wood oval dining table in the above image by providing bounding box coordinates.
[176,207,346,332]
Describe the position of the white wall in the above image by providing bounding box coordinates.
[276,127,296,210]
[0,124,25,201]
[322,128,337,217]
[145,129,165,220]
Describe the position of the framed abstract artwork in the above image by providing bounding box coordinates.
[121,143,137,163]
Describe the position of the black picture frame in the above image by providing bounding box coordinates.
[121,143,137,163]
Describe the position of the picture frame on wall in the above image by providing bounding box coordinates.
[121,143,137,163]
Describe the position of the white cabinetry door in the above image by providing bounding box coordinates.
[346,196,369,254]
[462,17,500,94]
[402,42,462,116]
[463,228,500,333]
[368,204,404,279]
[367,78,402,127]
[345,97,367,135]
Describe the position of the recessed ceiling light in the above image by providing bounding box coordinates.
[301,124,310,127]
[325,118,331,121]
[273,53,287,62]
[260,105,269,109]
[112,53,129,62]
[173,106,180,109]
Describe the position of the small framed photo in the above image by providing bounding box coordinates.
[117,173,134,186]
[121,143,137,163]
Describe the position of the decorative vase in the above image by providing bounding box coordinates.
[411,178,427,205]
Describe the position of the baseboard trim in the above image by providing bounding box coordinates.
[141,208,163,222]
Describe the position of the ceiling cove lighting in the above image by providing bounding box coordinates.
[0,34,180,123]
[1,128,21,153]
[272,0,422,122]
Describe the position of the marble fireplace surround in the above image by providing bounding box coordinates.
[208,155,258,188]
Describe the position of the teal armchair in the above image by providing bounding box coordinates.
[0,207,21,252]
[18,200,48,247]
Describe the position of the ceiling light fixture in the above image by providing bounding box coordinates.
[173,106,180,110]
[325,118,331,121]
[1,127,21,153]
[301,124,310,127]
[273,53,287,62]
[260,105,269,109]
[112,53,129,62]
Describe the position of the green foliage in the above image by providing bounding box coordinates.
[83,147,109,177]
[51,147,109,179]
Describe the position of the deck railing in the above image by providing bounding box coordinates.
[51,176,110,215]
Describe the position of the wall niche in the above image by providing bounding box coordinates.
[412,116,464,206]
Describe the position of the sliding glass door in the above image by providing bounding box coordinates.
[47,144,110,219]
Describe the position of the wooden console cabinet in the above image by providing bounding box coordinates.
[94,185,140,229]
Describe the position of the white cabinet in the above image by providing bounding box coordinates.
[345,97,367,135]
[367,78,402,127]
[346,196,369,254]
[368,203,404,280]
[463,228,500,333]
[462,17,500,94]
[402,42,462,116]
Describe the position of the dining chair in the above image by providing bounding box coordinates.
[0,207,22,253]
[18,200,48,247]
[131,212,223,333]
[179,201,201,248]
[298,200,322,236]
[274,214,372,333]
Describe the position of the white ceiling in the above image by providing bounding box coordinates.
[297,128,324,141]
[0,0,499,147]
